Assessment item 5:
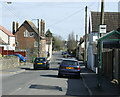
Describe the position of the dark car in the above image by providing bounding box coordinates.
[33,57,50,70]
[58,58,81,78]
[63,52,69,58]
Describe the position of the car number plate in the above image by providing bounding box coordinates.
[66,67,74,69]
[37,63,43,65]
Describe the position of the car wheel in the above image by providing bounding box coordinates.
[34,66,37,70]
[58,73,62,78]
[46,66,49,70]
[77,75,81,79]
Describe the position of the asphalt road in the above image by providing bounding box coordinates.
[2,51,89,96]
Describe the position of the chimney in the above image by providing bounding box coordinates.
[43,20,45,37]
[12,21,15,35]
[16,22,19,31]
[40,19,43,36]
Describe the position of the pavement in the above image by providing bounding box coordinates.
[1,62,33,74]
[81,67,120,96]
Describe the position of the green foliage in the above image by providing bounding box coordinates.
[67,32,76,51]
[45,29,52,37]
[52,35,64,51]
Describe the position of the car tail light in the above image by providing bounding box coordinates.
[44,61,47,64]
[59,66,62,69]
[77,67,80,70]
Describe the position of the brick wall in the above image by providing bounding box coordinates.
[15,26,37,49]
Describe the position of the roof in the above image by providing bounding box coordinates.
[63,58,78,61]
[98,30,120,41]
[16,20,38,34]
[79,34,89,45]
[0,25,14,37]
[25,20,38,34]
[98,30,120,48]
[91,12,120,33]
[16,20,45,39]
[0,38,7,45]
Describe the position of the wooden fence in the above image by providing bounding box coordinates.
[94,50,120,80]
[0,47,26,57]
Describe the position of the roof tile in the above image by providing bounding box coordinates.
[0,25,15,37]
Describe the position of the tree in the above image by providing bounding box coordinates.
[67,31,76,51]
[45,29,52,37]
[52,35,64,51]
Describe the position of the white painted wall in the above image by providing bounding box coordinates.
[0,30,8,44]
[0,37,15,50]
[9,37,15,50]
[87,30,98,72]
[46,43,52,59]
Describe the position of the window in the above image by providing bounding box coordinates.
[30,32,34,37]
[62,60,78,66]
[24,30,28,37]
[34,41,38,47]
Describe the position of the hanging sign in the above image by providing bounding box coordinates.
[99,25,106,33]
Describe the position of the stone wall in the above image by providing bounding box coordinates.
[0,56,19,70]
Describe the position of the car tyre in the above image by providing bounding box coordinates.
[77,75,81,79]
[34,66,37,70]
[58,73,62,78]
[46,66,49,70]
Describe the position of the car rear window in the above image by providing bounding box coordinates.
[61,60,78,66]
[35,58,46,62]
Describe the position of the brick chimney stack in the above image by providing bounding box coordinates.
[43,20,45,37]
[12,21,15,35]
[16,22,19,31]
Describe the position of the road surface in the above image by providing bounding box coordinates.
[2,51,89,95]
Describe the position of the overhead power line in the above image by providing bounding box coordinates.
[47,2,97,28]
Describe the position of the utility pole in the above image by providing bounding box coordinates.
[97,0,104,87]
[76,35,78,58]
[100,0,104,25]
[37,19,40,57]
[100,0,104,37]
[84,6,87,67]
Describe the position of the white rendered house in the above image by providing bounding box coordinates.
[0,25,15,50]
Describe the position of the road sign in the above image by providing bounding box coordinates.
[99,25,106,33]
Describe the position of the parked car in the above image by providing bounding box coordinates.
[63,52,69,58]
[58,58,81,78]
[61,51,65,55]
[33,57,50,70]
[13,53,27,62]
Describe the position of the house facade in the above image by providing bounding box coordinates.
[0,25,15,50]
[46,37,52,59]
[15,20,47,61]
[87,12,120,72]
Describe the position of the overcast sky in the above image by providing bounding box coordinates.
[0,0,119,40]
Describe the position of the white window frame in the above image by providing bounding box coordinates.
[24,30,28,37]
[34,41,38,47]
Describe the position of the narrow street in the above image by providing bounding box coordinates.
[2,51,89,95]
